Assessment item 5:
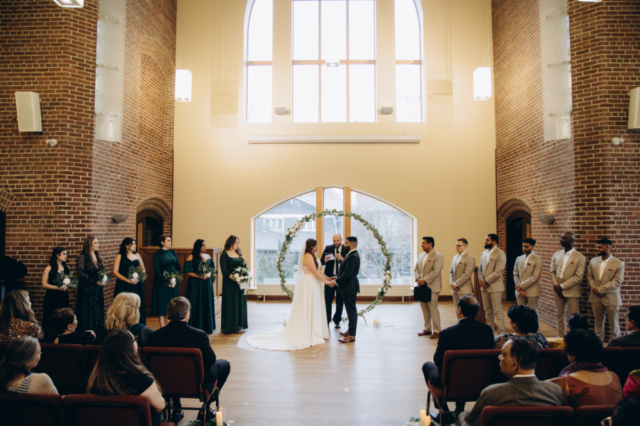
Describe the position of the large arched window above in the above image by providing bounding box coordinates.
[253,187,414,287]
[292,0,376,123]
[395,0,423,122]
[245,0,273,123]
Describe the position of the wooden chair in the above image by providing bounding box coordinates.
[480,406,574,426]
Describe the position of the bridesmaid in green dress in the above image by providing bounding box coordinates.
[184,239,216,334]
[112,238,147,325]
[151,235,181,328]
[220,235,248,335]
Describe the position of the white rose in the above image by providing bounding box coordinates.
[170,277,176,285]
[102,275,108,284]
[234,273,240,280]
[63,278,71,285]
[206,272,212,278]
[132,272,139,279]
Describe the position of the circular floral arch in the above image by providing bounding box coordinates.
[276,209,392,321]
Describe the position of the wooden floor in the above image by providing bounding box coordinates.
[147,300,557,426]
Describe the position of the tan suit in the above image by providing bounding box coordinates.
[449,251,475,308]
[513,252,542,313]
[414,250,443,333]
[587,256,624,341]
[478,246,507,335]
[550,249,586,337]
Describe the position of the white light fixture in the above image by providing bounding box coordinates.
[473,67,492,101]
[53,0,84,7]
[175,69,192,102]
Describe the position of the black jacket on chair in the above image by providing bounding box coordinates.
[335,250,360,295]
[146,320,218,390]
[320,244,350,277]
[433,317,494,372]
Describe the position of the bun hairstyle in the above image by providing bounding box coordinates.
[304,239,319,267]
[158,235,171,249]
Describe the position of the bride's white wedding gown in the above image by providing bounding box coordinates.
[246,263,329,351]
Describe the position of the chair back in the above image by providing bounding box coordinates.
[620,347,640,387]
[480,406,574,426]
[33,343,86,395]
[537,349,568,380]
[143,347,205,399]
[83,345,102,378]
[573,405,615,426]
[442,350,506,401]
[63,394,152,426]
[601,347,623,377]
[0,393,65,426]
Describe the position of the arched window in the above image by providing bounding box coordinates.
[395,0,423,122]
[246,0,273,123]
[253,187,414,287]
[292,0,376,123]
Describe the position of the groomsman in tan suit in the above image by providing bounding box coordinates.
[478,233,507,335]
[414,237,444,339]
[513,238,542,313]
[449,238,476,309]
[550,231,586,337]
[587,238,625,342]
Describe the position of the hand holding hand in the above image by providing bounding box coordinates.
[417,279,426,286]
[515,285,521,291]
[481,282,490,290]
[518,289,527,297]
[97,281,104,287]
[592,288,602,297]
[130,279,138,285]
[60,285,68,291]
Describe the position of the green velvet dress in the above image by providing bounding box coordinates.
[184,258,216,334]
[220,251,248,335]
[151,249,181,316]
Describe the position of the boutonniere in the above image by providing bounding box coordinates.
[427,260,432,262]
[570,262,575,264]
[527,263,531,266]
[490,259,494,261]
[608,269,613,271]
[458,261,462,265]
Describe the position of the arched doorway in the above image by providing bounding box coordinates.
[136,209,163,248]
[505,211,531,301]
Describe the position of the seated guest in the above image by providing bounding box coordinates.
[550,329,623,409]
[423,295,494,424]
[494,305,549,349]
[606,398,640,426]
[42,308,96,344]
[567,313,590,332]
[96,293,152,346]
[87,329,164,426]
[0,290,42,342]
[623,369,640,398]
[459,338,563,426]
[608,306,640,348]
[147,297,230,423]
[0,336,57,394]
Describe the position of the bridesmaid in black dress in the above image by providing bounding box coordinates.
[76,236,106,333]
[41,247,71,332]
[113,238,147,325]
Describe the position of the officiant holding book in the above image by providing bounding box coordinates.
[321,234,349,329]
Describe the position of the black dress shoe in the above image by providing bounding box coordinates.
[171,410,185,422]
[334,323,341,329]
[429,411,456,425]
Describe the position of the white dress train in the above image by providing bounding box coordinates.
[246,265,329,351]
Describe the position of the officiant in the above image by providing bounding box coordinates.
[321,234,350,329]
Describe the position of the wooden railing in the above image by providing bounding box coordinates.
[138,247,222,316]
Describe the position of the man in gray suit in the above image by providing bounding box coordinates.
[414,237,444,339]
[587,238,625,342]
[449,238,475,309]
[513,238,542,313]
[550,231,586,337]
[478,233,507,334]
[458,338,563,426]
[608,306,640,347]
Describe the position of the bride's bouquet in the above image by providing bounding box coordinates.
[53,273,78,289]
[162,271,183,287]
[127,266,147,283]
[197,261,216,280]
[232,266,252,294]
[97,268,111,285]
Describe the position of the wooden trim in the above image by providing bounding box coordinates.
[316,187,324,248]
[395,60,422,65]
[344,186,351,236]
[246,61,273,66]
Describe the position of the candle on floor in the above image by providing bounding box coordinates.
[373,313,381,328]
[420,408,430,426]
[284,314,288,326]
[216,406,225,426]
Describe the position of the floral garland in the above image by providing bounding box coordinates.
[276,209,392,321]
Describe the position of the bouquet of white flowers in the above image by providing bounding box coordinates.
[127,266,147,283]
[232,266,252,294]
[162,271,183,287]
[53,273,78,289]
[197,261,216,280]
[97,268,111,285]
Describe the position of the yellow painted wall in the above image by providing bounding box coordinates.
[173,0,496,296]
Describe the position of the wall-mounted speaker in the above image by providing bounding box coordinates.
[629,87,640,130]
[15,92,42,132]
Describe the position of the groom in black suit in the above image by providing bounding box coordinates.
[328,236,360,343]
[320,233,350,329]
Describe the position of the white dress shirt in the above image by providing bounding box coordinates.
[484,246,497,269]
[599,255,611,280]
[560,248,575,277]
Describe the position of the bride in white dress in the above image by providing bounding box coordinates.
[246,238,331,351]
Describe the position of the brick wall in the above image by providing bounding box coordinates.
[0,0,176,321]
[493,0,640,337]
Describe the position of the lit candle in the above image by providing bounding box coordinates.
[284,315,288,326]
[216,407,225,426]
[373,317,380,327]
[420,408,430,426]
